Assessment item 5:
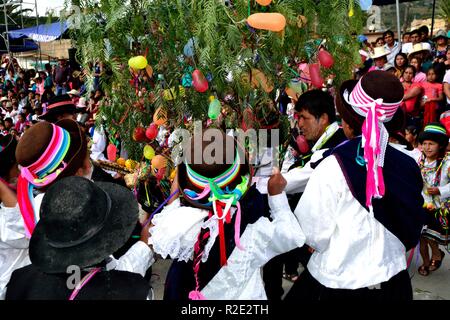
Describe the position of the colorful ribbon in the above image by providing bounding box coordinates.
[344,78,402,208]
[17,124,71,238]
[183,149,250,300]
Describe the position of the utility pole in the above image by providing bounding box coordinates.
[3,0,10,54]
[34,0,41,69]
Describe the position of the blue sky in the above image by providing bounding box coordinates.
[23,0,66,17]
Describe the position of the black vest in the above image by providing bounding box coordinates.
[332,138,427,250]
[163,185,269,300]
[6,264,150,300]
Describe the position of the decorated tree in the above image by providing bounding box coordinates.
[67,0,366,160]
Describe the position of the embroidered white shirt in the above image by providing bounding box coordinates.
[149,196,305,299]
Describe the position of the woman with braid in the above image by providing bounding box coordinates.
[148,133,305,300]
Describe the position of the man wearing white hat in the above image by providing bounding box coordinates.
[402,29,432,55]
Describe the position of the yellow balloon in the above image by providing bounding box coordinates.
[256,0,272,5]
[128,55,148,70]
[247,13,286,32]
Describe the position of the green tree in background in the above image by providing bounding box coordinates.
[66,0,365,160]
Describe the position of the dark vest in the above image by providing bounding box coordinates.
[6,264,150,300]
[163,185,269,300]
[332,138,426,250]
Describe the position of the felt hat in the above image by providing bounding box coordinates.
[0,96,8,103]
[39,94,77,122]
[177,132,252,211]
[371,46,389,59]
[67,89,80,96]
[432,29,447,41]
[76,97,87,109]
[408,43,431,58]
[16,120,88,236]
[29,176,139,274]
[418,123,448,148]
[0,134,18,178]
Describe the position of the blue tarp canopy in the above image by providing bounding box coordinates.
[8,21,68,43]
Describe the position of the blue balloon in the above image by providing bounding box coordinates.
[359,0,372,11]
[183,38,196,58]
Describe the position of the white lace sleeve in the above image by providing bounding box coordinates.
[149,199,209,262]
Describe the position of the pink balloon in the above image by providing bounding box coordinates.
[192,70,209,93]
[298,63,311,85]
[318,50,334,69]
[146,123,159,140]
[107,144,117,162]
[296,135,310,154]
[309,63,324,89]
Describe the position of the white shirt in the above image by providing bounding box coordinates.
[149,197,305,299]
[384,41,401,65]
[0,204,30,300]
[275,155,407,289]
[444,70,450,105]
[256,122,341,195]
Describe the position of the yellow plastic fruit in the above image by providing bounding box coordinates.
[170,169,176,180]
[144,145,156,160]
[117,158,126,167]
[125,159,137,170]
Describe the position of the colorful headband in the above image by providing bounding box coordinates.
[17,124,71,238]
[423,124,447,136]
[344,77,402,209]
[183,149,249,300]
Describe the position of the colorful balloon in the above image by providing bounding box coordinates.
[192,69,209,93]
[247,13,286,32]
[296,135,310,154]
[152,155,168,170]
[318,50,334,69]
[309,64,324,89]
[128,56,148,70]
[208,96,221,120]
[256,0,272,6]
[146,123,159,140]
[145,65,153,77]
[143,145,156,160]
[107,144,117,162]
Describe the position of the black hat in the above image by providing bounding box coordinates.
[418,123,449,148]
[29,176,139,274]
[39,94,77,122]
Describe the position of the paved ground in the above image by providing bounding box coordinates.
[150,249,450,300]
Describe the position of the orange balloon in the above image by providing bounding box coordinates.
[256,0,272,5]
[152,155,167,170]
[247,13,286,32]
[145,65,153,77]
[153,107,167,126]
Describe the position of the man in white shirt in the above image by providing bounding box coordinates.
[270,71,426,300]
[383,30,401,66]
